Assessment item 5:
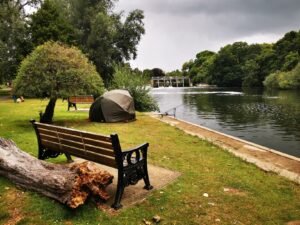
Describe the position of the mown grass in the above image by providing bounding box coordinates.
[0,98,299,225]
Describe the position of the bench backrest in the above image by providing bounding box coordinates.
[68,96,94,104]
[33,122,119,168]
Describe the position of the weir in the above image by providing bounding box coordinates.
[151,76,191,87]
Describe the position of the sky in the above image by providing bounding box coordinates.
[115,0,300,72]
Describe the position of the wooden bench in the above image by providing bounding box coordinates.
[30,120,153,209]
[68,96,94,111]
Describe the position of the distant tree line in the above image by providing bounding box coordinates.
[0,0,145,86]
[182,30,300,89]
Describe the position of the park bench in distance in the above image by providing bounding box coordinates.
[67,95,94,111]
[30,120,153,209]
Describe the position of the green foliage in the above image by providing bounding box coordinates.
[13,41,104,98]
[274,31,300,70]
[264,62,300,89]
[111,65,159,112]
[30,0,75,47]
[263,72,280,89]
[182,30,300,87]
[282,51,299,71]
[69,0,145,85]
[182,51,217,85]
[0,0,145,86]
[209,42,262,87]
[151,68,165,77]
[166,69,183,77]
[0,0,32,83]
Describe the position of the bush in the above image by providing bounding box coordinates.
[111,65,159,112]
[264,62,300,89]
[14,41,104,98]
[263,72,280,89]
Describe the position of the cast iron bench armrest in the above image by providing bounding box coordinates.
[120,142,149,167]
[122,142,149,154]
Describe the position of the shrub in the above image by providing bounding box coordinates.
[13,41,104,122]
[264,62,300,89]
[111,65,159,112]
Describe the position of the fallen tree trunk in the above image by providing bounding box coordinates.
[0,138,114,208]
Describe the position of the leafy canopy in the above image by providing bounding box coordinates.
[13,41,104,98]
[111,65,159,112]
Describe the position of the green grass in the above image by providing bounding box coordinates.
[0,98,300,225]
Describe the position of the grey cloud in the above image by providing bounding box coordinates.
[118,0,300,16]
[116,0,300,71]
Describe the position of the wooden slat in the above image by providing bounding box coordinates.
[56,133,114,154]
[36,123,111,143]
[39,133,59,143]
[37,128,58,137]
[36,123,59,132]
[84,144,115,157]
[83,138,113,149]
[81,132,111,143]
[58,132,82,142]
[40,139,61,151]
[57,132,113,149]
[40,140,117,168]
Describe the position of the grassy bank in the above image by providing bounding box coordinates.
[0,98,299,225]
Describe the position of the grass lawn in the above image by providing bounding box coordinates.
[0,98,299,225]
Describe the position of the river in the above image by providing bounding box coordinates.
[151,87,300,158]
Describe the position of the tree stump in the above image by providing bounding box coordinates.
[0,138,114,208]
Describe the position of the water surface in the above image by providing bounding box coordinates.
[151,87,300,158]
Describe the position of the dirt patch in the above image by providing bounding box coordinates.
[2,188,25,225]
[287,221,300,225]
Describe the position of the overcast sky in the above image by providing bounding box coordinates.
[115,0,300,72]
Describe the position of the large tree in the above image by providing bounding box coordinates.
[13,41,104,123]
[30,0,75,47]
[0,0,37,83]
[69,0,145,85]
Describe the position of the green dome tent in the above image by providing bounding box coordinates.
[89,90,136,123]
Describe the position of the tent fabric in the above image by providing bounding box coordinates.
[89,90,136,123]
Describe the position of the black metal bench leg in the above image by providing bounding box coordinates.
[143,164,153,190]
[38,147,44,160]
[112,174,125,209]
[65,153,73,163]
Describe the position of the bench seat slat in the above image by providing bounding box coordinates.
[58,133,113,149]
[39,136,115,158]
[38,128,57,137]
[40,140,117,168]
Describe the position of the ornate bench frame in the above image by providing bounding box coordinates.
[30,120,153,209]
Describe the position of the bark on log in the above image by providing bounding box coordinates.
[0,138,114,208]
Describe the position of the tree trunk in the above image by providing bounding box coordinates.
[0,138,114,208]
[40,97,57,124]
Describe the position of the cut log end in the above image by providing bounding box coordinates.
[68,162,114,208]
[0,138,114,209]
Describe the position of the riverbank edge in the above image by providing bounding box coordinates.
[149,113,300,185]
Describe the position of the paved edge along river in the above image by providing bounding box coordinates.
[150,87,300,158]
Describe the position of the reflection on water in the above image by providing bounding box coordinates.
[151,87,300,158]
